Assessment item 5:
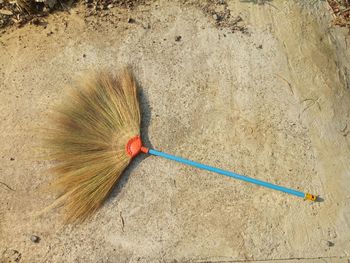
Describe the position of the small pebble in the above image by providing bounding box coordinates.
[175,35,182,42]
[83,54,86,58]
[127,18,136,23]
[30,235,40,243]
[258,44,263,49]
[213,14,218,21]
[327,241,335,247]
[10,157,14,161]
[107,4,113,9]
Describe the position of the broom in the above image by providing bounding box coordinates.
[45,68,318,223]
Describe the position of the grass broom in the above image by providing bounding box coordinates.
[45,68,318,223]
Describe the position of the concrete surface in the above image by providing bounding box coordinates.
[1,0,350,262]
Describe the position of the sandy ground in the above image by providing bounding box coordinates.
[1,0,350,262]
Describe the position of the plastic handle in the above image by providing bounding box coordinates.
[148,148,316,200]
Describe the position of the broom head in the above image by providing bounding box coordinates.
[45,68,142,223]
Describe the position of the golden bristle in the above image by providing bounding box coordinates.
[45,68,140,223]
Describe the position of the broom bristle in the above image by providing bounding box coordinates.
[45,68,140,223]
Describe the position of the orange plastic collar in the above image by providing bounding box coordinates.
[126,136,148,158]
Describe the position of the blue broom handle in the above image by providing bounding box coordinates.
[148,148,316,200]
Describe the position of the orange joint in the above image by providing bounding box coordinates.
[125,136,142,158]
[140,146,149,153]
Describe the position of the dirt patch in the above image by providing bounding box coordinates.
[0,0,146,29]
[328,0,350,31]
[185,0,248,33]
[1,0,349,34]
[0,0,58,28]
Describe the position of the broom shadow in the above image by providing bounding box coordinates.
[107,77,154,201]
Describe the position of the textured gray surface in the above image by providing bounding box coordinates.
[0,1,350,262]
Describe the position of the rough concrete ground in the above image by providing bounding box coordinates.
[1,0,350,262]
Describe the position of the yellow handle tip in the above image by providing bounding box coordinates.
[305,193,317,201]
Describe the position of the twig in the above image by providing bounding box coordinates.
[341,124,350,136]
[301,98,321,113]
[0,181,15,191]
[341,124,348,133]
[275,74,294,95]
[120,211,125,232]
